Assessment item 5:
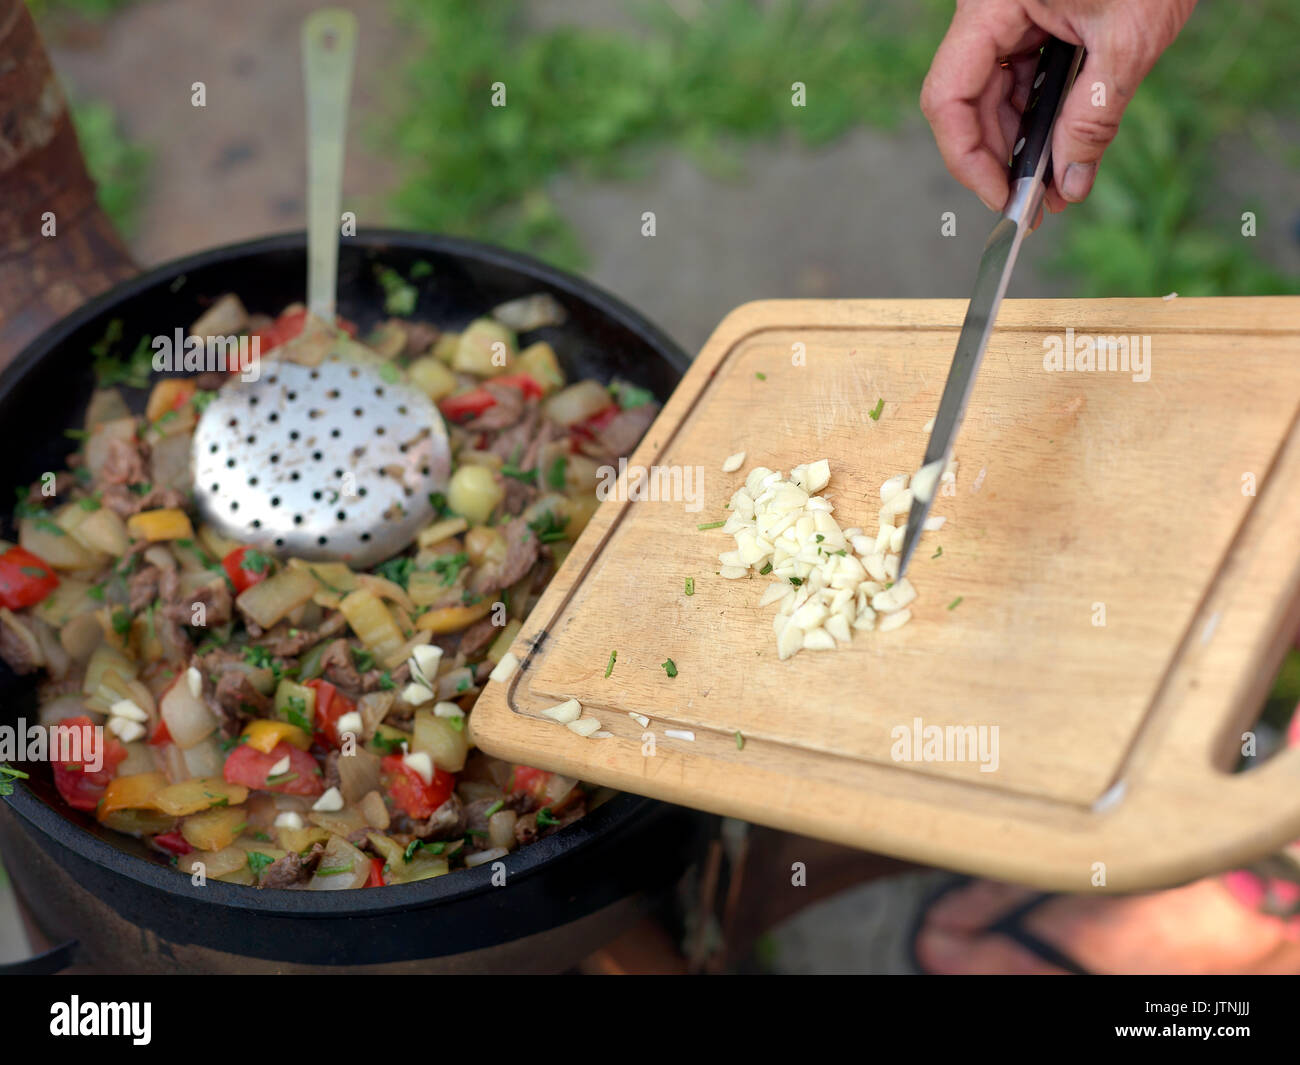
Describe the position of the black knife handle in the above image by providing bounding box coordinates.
[1009,37,1085,189]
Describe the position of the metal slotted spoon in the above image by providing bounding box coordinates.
[192,9,449,568]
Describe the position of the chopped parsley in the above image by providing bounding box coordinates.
[375,265,418,316]
[351,647,376,672]
[377,670,396,691]
[63,427,91,441]
[239,549,273,575]
[110,608,132,636]
[788,576,803,587]
[536,808,561,829]
[243,645,273,669]
[604,649,617,678]
[696,520,726,531]
[91,320,153,390]
[546,455,567,490]
[735,731,745,751]
[246,851,276,877]
[447,714,465,732]
[661,658,678,678]
[404,838,446,861]
[932,546,943,559]
[684,577,695,596]
[87,584,106,601]
[759,561,772,575]
[373,555,414,588]
[409,260,433,279]
[527,510,568,544]
[501,463,537,485]
[947,596,963,610]
[430,551,470,586]
[370,732,405,755]
[609,380,655,409]
[33,517,65,537]
[483,799,504,818]
[455,676,471,693]
[755,372,767,381]
[78,495,102,511]
[191,389,217,414]
[0,764,30,796]
[868,398,885,421]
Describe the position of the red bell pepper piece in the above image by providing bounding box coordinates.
[148,719,172,747]
[50,715,127,812]
[221,545,272,594]
[365,857,385,887]
[381,754,454,820]
[0,545,59,610]
[152,830,193,856]
[437,373,544,423]
[223,741,323,797]
[304,678,355,748]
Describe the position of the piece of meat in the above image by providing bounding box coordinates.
[468,515,538,597]
[320,639,363,693]
[414,794,466,841]
[487,401,540,462]
[359,661,409,693]
[259,841,325,889]
[514,794,587,847]
[255,612,347,657]
[592,404,658,458]
[462,797,501,849]
[213,669,272,726]
[457,616,498,661]
[323,751,342,792]
[98,435,150,486]
[159,574,232,629]
[0,612,40,675]
[463,382,526,431]
[127,565,161,613]
[396,319,440,357]
[100,484,188,518]
[499,472,536,517]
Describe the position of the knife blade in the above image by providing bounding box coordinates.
[897,37,1084,578]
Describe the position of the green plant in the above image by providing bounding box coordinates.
[68,97,149,237]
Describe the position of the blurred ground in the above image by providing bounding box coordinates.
[6,0,1296,973]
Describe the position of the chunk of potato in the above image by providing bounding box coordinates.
[152,777,249,817]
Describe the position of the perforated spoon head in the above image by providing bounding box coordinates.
[192,338,451,568]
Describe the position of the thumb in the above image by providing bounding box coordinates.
[1049,47,1149,204]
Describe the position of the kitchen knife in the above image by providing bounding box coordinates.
[897,37,1085,578]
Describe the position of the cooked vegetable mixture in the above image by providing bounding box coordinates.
[0,294,659,889]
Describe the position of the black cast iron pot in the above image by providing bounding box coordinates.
[0,230,704,973]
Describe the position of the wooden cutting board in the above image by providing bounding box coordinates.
[472,297,1300,892]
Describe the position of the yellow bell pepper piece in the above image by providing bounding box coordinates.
[97,772,168,819]
[414,598,493,634]
[127,508,194,542]
[145,378,196,422]
[241,718,312,753]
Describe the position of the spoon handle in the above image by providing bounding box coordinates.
[302,9,358,325]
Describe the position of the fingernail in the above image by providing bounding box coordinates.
[1061,162,1096,202]
[978,192,1000,212]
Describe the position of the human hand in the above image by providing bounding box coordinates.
[920,0,1196,214]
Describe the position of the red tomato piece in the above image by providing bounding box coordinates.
[365,857,385,887]
[221,546,272,594]
[0,545,59,610]
[381,754,454,820]
[223,741,323,796]
[250,309,356,357]
[148,719,171,747]
[304,679,355,748]
[50,715,126,812]
[510,765,552,800]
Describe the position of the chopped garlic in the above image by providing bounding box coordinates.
[186,666,203,699]
[628,712,650,728]
[268,755,291,777]
[433,701,465,718]
[402,682,434,706]
[108,716,146,743]
[312,786,345,812]
[409,644,443,688]
[336,711,362,736]
[721,451,746,473]
[567,716,601,737]
[878,608,913,632]
[664,729,696,742]
[541,698,582,724]
[404,751,434,784]
[109,698,148,723]
[489,651,518,684]
[274,811,304,830]
[910,459,944,504]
